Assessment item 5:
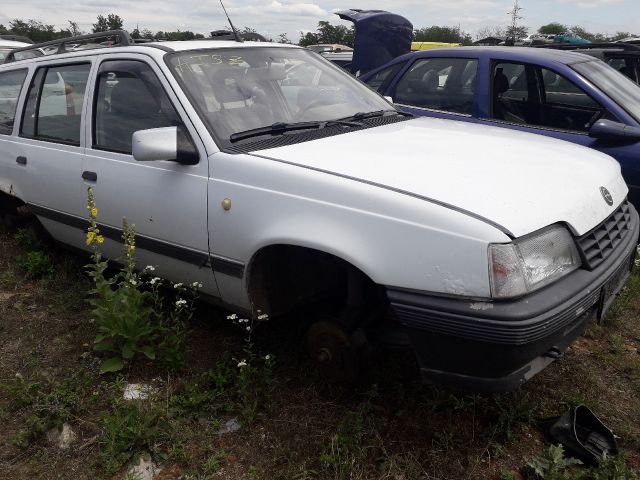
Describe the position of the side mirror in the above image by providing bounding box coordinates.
[132,127,199,165]
[589,119,640,142]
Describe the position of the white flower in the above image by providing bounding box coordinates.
[150,277,161,285]
[246,326,251,332]
[174,283,183,289]
[144,265,155,272]
[191,281,203,288]
[227,313,238,321]
[237,360,247,368]
[175,299,187,307]
[265,354,272,361]
[257,314,269,320]
[130,279,137,286]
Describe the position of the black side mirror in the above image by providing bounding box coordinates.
[589,119,640,142]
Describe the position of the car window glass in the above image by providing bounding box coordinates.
[607,58,635,81]
[0,69,28,135]
[364,63,403,93]
[393,58,477,114]
[94,60,184,154]
[539,68,602,132]
[21,63,90,145]
[168,48,390,142]
[492,62,604,133]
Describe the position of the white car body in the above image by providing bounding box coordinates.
[0,39,637,391]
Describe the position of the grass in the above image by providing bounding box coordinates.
[0,220,639,479]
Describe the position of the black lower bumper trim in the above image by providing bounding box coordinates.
[386,205,639,391]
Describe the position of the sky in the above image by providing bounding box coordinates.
[0,0,638,41]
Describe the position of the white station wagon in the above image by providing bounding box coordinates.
[0,31,637,391]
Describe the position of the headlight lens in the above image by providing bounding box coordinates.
[489,226,581,298]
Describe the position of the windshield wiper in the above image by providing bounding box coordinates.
[336,109,412,123]
[229,119,363,143]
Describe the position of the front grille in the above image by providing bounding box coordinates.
[577,200,632,270]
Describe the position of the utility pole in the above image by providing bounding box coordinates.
[507,0,524,43]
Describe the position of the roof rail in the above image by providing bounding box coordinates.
[3,30,133,63]
[535,42,640,52]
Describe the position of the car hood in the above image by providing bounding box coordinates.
[252,117,627,238]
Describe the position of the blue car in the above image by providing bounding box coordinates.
[360,47,640,208]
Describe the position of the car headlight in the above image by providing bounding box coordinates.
[489,226,581,299]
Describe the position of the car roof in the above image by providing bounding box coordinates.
[390,46,599,67]
[145,40,300,51]
[0,39,31,48]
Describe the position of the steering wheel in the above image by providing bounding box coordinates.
[295,99,333,121]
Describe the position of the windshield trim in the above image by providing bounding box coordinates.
[163,46,393,150]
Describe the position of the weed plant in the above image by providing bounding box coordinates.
[84,188,199,373]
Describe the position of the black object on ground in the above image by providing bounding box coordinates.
[539,405,618,464]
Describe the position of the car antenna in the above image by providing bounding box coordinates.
[219,0,243,42]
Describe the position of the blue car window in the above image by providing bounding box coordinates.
[492,62,532,124]
[393,58,477,115]
[539,68,602,132]
[363,62,403,93]
[492,62,605,133]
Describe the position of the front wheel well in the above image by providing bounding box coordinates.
[0,190,25,215]
[246,244,385,323]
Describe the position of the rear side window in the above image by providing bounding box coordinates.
[393,58,477,114]
[21,63,91,145]
[93,60,183,154]
[0,69,28,135]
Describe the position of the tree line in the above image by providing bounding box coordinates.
[0,14,636,46]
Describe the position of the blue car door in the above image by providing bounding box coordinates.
[479,59,640,206]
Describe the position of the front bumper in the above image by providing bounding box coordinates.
[386,205,639,392]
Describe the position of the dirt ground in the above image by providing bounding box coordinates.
[0,221,639,480]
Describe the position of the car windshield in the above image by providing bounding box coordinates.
[573,59,640,123]
[167,47,391,142]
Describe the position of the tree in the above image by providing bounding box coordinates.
[298,21,354,47]
[413,26,473,45]
[276,33,292,44]
[476,26,506,41]
[8,19,58,42]
[67,20,82,36]
[610,31,633,41]
[538,23,568,35]
[506,25,529,40]
[92,14,124,33]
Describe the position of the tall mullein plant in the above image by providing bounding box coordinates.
[85,188,156,373]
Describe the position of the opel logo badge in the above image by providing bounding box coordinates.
[600,186,613,206]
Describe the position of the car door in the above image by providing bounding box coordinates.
[480,59,640,206]
[82,54,218,297]
[0,68,29,200]
[384,57,480,120]
[16,61,92,248]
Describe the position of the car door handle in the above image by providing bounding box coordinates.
[82,171,97,182]
[16,156,27,165]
